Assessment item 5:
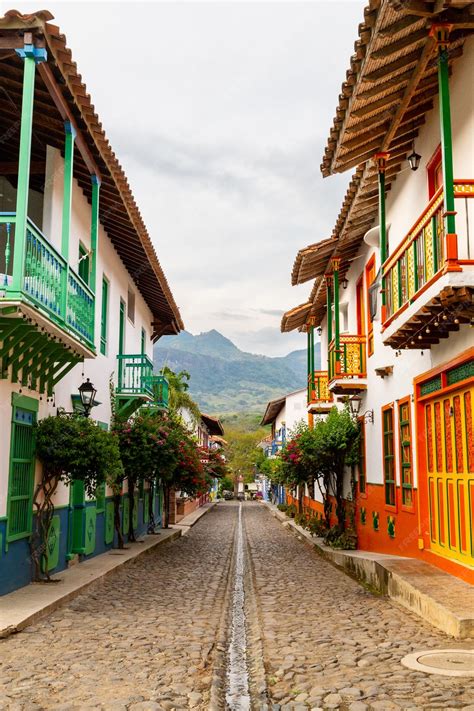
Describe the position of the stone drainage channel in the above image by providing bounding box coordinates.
[210,503,268,711]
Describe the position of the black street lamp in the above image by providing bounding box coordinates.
[78,378,97,418]
[348,395,374,424]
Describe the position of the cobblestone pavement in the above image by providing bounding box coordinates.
[0,505,237,711]
[245,504,474,711]
[1,503,474,711]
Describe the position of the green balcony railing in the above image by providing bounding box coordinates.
[116,354,154,398]
[151,374,169,409]
[1,213,95,350]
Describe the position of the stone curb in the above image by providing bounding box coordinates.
[0,528,181,639]
[262,501,474,639]
[170,501,217,533]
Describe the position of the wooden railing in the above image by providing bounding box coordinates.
[382,180,474,324]
[1,213,95,350]
[329,335,366,381]
[307,370,332,405]
[116,354,154,398]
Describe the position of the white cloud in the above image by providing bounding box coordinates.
[15,0,365,355]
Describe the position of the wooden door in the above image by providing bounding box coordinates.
[423,384,474,567]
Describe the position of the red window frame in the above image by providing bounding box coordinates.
[365,255,376,357]
[427,144,442,199]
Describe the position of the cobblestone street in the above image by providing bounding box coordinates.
[1,503,473,711]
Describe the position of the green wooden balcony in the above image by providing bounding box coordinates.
[151,374,169,409]
[1,214,95,349]
[116,353,155,418]
[0,214,96,395]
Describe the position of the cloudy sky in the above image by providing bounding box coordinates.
[15,0,364,356]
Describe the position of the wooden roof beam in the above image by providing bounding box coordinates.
[38,63,101,180]
[371,27,428,60]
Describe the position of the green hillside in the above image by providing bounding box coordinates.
[154,330,321,414]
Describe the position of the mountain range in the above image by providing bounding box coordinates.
[153,330,320,414]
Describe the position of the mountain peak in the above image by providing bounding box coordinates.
[154,330,320,413]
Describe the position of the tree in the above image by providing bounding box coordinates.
[279,408,359,534]
[161,366,201,423]
[33,415,123,579]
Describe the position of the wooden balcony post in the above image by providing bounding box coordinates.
[61,121,76,261]
[430,24,460,271]
[10,40,47,295]
[332,258,341,374]
[90,175,100,295]
[306,328,311,403]
[310,324,315,395]
[325,273,333,377]
[90,175,100,346]
[375,152,390,321]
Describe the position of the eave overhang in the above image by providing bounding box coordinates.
[0,10,184,338]
[321,0,473,178]
[260,396,286,426]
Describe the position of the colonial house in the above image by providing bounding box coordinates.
[260,388,307,503]
[0,11,183,595]
[282,0,473,583]
[169,411,224,521]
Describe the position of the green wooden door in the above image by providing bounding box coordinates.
[69,480,86,554]
[105,501,114,544]
[42,515,60,572]
[84,506,97,555]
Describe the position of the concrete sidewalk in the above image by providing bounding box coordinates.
[263,501,474,639]
[171,501,217,533]
[0,502,216,638]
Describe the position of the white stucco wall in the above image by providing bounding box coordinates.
[0,146,157,514]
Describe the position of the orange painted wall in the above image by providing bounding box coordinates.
[286,486,473,584]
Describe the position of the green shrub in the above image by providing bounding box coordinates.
[306,515,327,538]
[294,512,308,527]
[324,525,357,550]
[286,504,297,518]
[277,503,288,512]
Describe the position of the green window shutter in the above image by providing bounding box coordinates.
[100,277,109,356]
[78,244,90,285]
[6,405,36,542]
[141,328,146,354]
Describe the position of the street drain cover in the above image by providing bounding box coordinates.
[401,649,474,677]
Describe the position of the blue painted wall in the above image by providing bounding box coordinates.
[0,490,163,597]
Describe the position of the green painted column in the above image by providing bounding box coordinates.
[332,259,341,371]
[10,49,45,294]
[306,328,311,403]
[434,31,456,239]
[375,153,389,321]
[90,175,100,294]
[61,121,76,261]
[325,275,333,378]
